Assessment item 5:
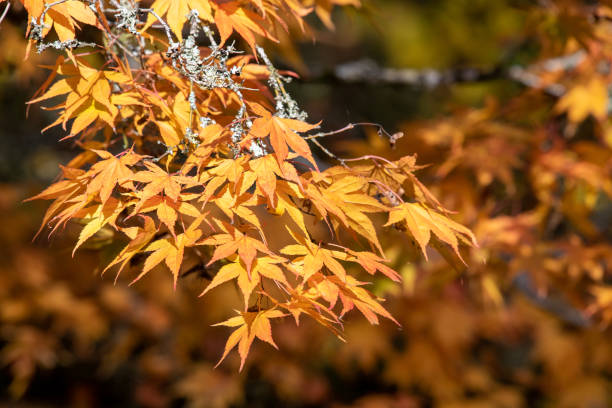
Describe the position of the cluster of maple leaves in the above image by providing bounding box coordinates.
[18,0,476,369]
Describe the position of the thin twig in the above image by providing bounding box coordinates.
[304,123,356,140]
[310,137,347,168]
[39,0,71,25]
[342,154,398,167]
[0,1,10,26]
[140,8,175,45]
[369,180,404,205]
[304,122,398,141]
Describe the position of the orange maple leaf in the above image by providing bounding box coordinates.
[204,223,275,276]
[200,256,289,309]
[142,0,213,41]
[249,113,320,169]
[131,214,206,289]
[386,203,478,260]
[29,59,134,135]
[85,150,142,205]
[213,309,286,371]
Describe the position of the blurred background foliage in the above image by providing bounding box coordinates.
[2,0,612,407]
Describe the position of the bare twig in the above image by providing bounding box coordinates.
[305,122,403,146]
[140,8,175,45]
[310,137,347,168]
[0,1,10,26]
[38,0,71,26]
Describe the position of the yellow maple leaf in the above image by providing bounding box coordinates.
[556,77,609,123]
[213,309,286,371]
[142,0,213,41]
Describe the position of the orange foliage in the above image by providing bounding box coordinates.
[18,0,475,371]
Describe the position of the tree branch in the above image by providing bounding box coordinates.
[307,51,586,97]
[0,1,10,27]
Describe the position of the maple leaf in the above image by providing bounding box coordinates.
[345,249,401,282]
[296,173,387,253]
[283,0,315,30]
[269,181,309,236]
[279,285,344,337]
[213,309,286,371]
[142,0,213,41]
[249,112,320,169]
[29,59,134,135]
[211,186,265,234]
[311,275,341,308]
[103,216,158,279]
[26,167,85,203]
[131,214,205,289]
[556,77,608,123]
[130,161,196,215]
[333,275,398,325]
[385,203,477,260]
[281,228,348,282]
[39,187,95,238]
[203,223,274,276]
[312,0,361,29]
[70,198,125,256]
[199,157,250,203]
[146,91,196,147]
[248,154,282,206]
[84,150,142,205]
[317,175,388,252]
[200,256,289,309]
[25,166,87,235]
[213,2,272,53]
[131,195,202,236]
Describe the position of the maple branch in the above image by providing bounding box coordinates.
[36,39,98,53]
[312,51,586,97]
[41,0,71,20]
[26,0,103,53]
[342,155,398,167]
[512,273,591,328]
[310,137,348,167]
[0,1,10,26]
[327,59,500,87]
[202,25,218,49]
[370,180,404,205]
[257,45,307,121]
[305,122,403,146]
[140,8,175,45]
[107,36,139,61]
[305,122,403,172]
[506,51,586,97]
[21,0,482,363]
[303,123,356,140]
[181,263,213,280]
